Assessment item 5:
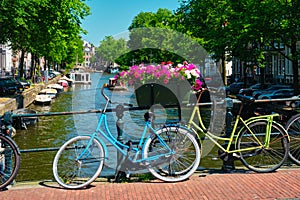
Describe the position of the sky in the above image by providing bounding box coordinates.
[81,0,181,46]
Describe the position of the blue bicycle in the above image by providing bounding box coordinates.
[52,84,201,189]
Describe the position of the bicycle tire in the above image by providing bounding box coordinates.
[237,121,289,173]
[53,135,105,189]
[143,126,201,182]
[285,113,300,165]
[0,134,20,190]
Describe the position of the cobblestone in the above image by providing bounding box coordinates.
[1,168,300,200]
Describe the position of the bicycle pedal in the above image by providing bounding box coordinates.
[232,153,241,159]
[211,157,219,161]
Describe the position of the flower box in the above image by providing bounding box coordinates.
[116,62,202,107]
[134,82,191,107]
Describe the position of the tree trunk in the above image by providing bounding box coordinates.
[222,53,227,86]
[19,51,25,79]
[291,41,299,95]
[30,54,35,80]
[259,66,265,85]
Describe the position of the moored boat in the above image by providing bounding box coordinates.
[58,79,69,87]
[59,76,74,86]
[107,77,127,91]
[70,72,91,84]
[39,88,58,99]
[47,84,64,93]
[12,108,38,129]
[34,94,52,106]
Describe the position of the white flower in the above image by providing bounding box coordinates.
[190,69,200,78]
[185,70,192,79]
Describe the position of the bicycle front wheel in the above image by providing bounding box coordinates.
[143,126,201,182]
[0,135,20,190]
[285,113,300,165]
[53,135,105,189]
[237,121,289,173]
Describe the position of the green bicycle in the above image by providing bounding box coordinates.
[187,90,289,173]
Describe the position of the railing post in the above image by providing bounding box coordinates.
[115,104,124,143]
[114,104,126,181]
[221,98,236,171]
[225,98,233,137]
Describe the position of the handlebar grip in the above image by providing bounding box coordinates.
[101,84,111,102]
[123,103,133,107]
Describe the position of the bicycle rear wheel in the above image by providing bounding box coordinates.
[143,126,201,182]
[237,121,289,173]
[0,134,20,190]
[53,135,105,189]
[285,113,300,165]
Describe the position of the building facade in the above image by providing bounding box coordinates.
[82,40,95,68]
[230,43,300,85]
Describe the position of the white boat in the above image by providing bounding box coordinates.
[107,77,127,91]
[34,94,52,106]
[70,72,91,84]
[39,88,58,99]
[46,84,64,93]
[109,67,119,74]
[60,76,75,86]
[58,79,69,87]
[12,108,38,129]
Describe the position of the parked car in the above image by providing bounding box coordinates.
[0,77,24,95]
[239,83,271,96]
[228,82,244,95]
[257,88,294,100]
[18,79,31,89]
[252,85,292,99]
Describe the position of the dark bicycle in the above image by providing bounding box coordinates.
[0,111,21,190]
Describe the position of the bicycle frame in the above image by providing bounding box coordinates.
[77,110,174,165]
[187,99,285,154]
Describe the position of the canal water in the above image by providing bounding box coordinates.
[14,72,226,182]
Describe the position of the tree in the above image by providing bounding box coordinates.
[95,36,127,68]
[176,0,300,90]
[267,0,300,93]
[127,8,206,66]
[0,0,90,78]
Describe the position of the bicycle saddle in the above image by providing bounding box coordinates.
[236,94,255,104]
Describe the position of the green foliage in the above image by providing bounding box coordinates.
[176,0,300,88]
[0,0,91,78]
[95,36,128,65]
[126,8,206,66]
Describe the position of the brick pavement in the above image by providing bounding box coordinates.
[1,169,300,200]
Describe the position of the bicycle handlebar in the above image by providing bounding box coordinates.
[101,84,111,103]
[101,84,133,108]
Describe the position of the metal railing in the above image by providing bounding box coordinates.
[12,96,300,181]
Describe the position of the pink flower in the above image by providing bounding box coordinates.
[193,79,203,91]
[116,62,203,91]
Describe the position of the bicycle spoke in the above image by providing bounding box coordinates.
[53,136,104,189]
[144,126,200,182]
[285,114,300,165]
[237,121,288,173]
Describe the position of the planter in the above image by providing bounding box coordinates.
[134,82,191,107]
